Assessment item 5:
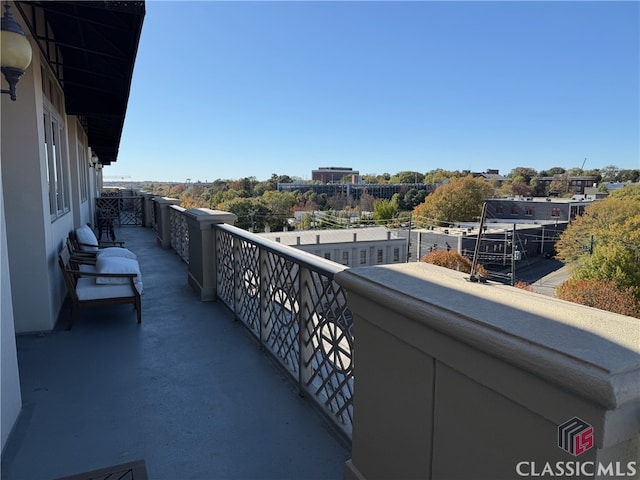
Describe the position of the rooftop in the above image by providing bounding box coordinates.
[259,226,398,246]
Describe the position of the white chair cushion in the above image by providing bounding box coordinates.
[97,247,137,260]
[76,277,140,300]
[79,264,97,275]
[76,225,99,252]
[95,256,143,293]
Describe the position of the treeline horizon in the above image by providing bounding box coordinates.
[106,164,639,186]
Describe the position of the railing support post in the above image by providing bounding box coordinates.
[298,267,314,396]
[153,197,181,248]
[259,248,269,347]
[141,193,155,228]
[184,209,237,301]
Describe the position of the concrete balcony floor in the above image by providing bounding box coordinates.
[2,226,350,480]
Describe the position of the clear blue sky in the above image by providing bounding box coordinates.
[109,0,640,182]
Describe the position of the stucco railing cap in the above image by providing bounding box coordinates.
[184,208,237,225]
[336,262,640,408]
[154,197,181,204]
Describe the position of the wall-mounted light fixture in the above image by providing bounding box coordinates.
[96,162,103,171]
[1,1,32,101]
[90,153,99,168]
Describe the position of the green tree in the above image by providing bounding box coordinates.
[423,169,463,184]
[555,185,640,301]
[393,171,424,184]
[540,167,566,176]
[413,176,494,226]
[373,198,399,226]
[508,167,538,185]
[599,165,620,182]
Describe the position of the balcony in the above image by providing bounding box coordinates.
[1,224,351,480]
[2,194,638,480]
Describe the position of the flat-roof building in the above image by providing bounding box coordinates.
[311,167,360,184]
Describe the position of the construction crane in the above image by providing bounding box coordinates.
[104,175,132,181]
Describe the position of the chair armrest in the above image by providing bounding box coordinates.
[70,254,97,265]
[98,240,125,248]
[76,240,126,249]
[66,269,137,279]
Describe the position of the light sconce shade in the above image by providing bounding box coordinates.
[1,1,32,101]
[90,153,99,167]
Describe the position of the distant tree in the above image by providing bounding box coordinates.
[512,182,535,197]
[359,192,375,212]
[617,169,640,183]
[394,171,424,184]
[424,169,463,184]
[496,182,514,198]
[218,197,268,231]
[555,185,640,301]
[565,167,584,176]
[297,212,314,230]
[599,165,620,182]
[508,167,538,184]
[420,250,488,276]
[360,174,379,184]
[402,188,427,210]
[556,279,640,318]
[413,176,495,226]
[373,198,399,226]
[529,177,546,196]
[548,174,570,195]
[540,167,566,176]
[262,190,298,225]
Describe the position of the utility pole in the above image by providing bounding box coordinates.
[406,213,412,262]
[470,202,487,282]
[511,224,517,286]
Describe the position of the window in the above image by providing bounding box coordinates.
[342,251,349,265]
[324,252,331,260]
[393,248,400,262]
[510,205,518,215]
[551,207,560,217]
[78,142,88,202]
[359,250,367,265]
[377,249,383,263]
[44,109,69,218]
[496,204,504,214]
[525,207,534,216]
[42,62,69,219]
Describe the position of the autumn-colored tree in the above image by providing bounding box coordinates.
[556,279,640,318]
[555,185,640,301]
[413,176,494,227]
[420,250,488,276]
[513,281,533,291]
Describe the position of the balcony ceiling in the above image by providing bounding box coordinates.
[16,1,145,165]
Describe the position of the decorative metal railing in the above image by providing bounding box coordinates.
[96,193,143,228]
[151,201,159,234]
[169,205,189,264]
[214,223,354,437]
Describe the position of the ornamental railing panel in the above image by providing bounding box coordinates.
[214,224,353,437]
[169,206,189,264]
[96,194,143,228]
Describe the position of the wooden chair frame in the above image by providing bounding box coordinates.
[58,246,141,329]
